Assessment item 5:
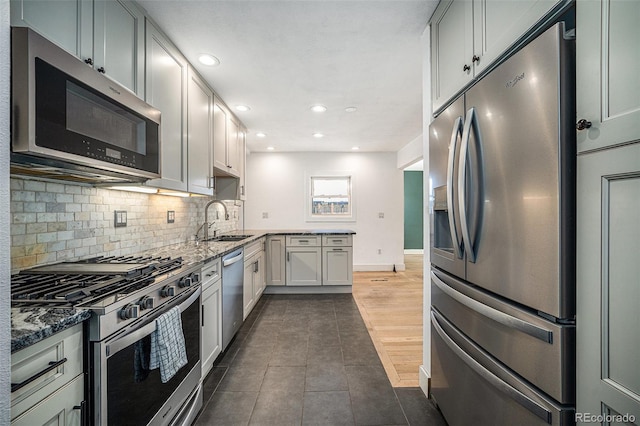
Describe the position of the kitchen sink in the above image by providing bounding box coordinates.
[207,235,252,242]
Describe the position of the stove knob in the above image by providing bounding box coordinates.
[179,276,192,288]
[119,304,139,320]
[139,296,155,310]
[161,286,176,297]
[191,272,201,285]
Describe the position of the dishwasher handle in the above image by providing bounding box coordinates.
[223,252,244,266]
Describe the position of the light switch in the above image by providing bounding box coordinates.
[167,211,175,223]
[114,210,127,227]
[262,212,269,219]
[378,212,384,219]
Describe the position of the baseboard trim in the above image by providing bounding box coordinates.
[403,249,424,255]
[419,365,431,397]
[354,264,406,272]
[264,285,352,294]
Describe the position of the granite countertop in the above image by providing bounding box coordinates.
[11,228,355,353]
[11,307,91,353]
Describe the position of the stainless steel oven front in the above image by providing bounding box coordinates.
[91,287,202,426]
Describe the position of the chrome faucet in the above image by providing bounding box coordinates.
[202,200,229,241]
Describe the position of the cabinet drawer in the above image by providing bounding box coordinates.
[11,323,84,419]
[11,373,84,425]
[322,235,352,247]
[202,258,221,288]
[286,235,320,247]
[244,238,265,259]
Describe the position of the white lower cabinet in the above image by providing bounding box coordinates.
[322,247,353,286]
[322,235,353,286]
[11,323,85,425]
[266,236,286,286]
[201,259,222,379]
[243,239,266,319]
[11,375,84,426]
[286,246,322,286]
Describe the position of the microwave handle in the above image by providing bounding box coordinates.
[105,287,200,358]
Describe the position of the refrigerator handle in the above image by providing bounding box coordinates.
[458,107,482,262]
[447,116,464,259]
[431,271,553,343]
[431,310,553,424]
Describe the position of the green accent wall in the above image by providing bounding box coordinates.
[404,171,424,250]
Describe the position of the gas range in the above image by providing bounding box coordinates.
[11,255,202,341]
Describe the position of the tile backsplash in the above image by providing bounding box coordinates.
[10,178,241,273]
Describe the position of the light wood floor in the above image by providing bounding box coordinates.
[352,255,424,387]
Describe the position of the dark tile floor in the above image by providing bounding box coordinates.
[194,294,447,426]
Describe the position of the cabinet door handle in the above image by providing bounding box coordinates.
[97,66,106,74]
[254,261,259,273]
[73,400,86,426]
[472,55,480,63]
[84,58,93,66]
[11,357,68,392]
[576,119,592,130]
[287,252,290,262]
[332,248,343,251]
[463,64,471,72]
[202,306,205,327]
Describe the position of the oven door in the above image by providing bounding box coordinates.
[92,287,201,426]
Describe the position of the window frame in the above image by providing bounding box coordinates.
[305,173,356,223]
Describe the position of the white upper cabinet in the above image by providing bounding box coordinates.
[238,126,247,200]
[431,0,561,113]
[92,0,145,97]
[144,20,189,192]
[576,0,640,153]
[213,98,241,178]
[11,0,144,96]
[10,0,88,58]
[187,67,215,196]
[430,0,474,113]
[213,98,229,173]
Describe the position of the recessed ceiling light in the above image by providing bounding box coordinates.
[267,146,275,151]
[351,146,360,150]
[235,105,251,112]
[198,54,220,66]
[310,105,327,113]
[256,132,267,138]
[313,133,324,138]
[345,106,357,113]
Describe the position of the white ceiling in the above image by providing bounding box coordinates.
[137,1,438,153]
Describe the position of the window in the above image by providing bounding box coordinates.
[310,176,352,218]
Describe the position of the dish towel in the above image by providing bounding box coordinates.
[149,306,188,383]
[133,335,151,383]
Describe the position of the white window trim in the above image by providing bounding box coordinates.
[305,172,356,223]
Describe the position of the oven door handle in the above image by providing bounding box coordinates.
[105,287,200,358]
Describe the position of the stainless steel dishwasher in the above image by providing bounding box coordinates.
[221,248,244,351]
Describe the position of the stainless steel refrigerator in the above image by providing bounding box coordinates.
[429,22,576,425]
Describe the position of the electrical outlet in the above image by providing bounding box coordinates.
[262,212,269,219]
[378,212,384,219]
[114,210,127,227]
[167,211,175,223]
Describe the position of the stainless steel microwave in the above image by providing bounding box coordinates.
[11,27,161,182]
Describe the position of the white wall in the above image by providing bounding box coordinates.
[397,134,423,169]
[1,0,12,422]
[244,151,405,271]
[420,22,432,396]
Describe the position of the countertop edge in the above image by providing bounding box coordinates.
[11,308,92,353]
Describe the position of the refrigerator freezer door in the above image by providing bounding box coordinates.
[462,23,575,319]
[431,309,575,426]
[429,96,466,280]
[432,268,575,404]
